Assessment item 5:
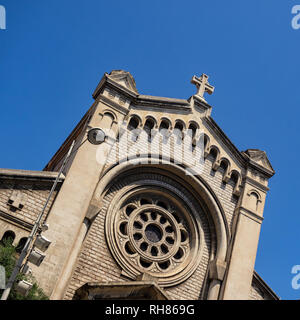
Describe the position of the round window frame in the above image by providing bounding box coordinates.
[105,179,205,287]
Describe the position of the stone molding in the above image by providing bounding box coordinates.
[104,173,206,287]
[0,169,65,182]
[74,281,170,300]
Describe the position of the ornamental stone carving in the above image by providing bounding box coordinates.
[104,172,207,287]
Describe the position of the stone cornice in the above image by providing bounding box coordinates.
[93,72,191,113]
[93,73,138,100]
[253,271,280,300]
[49,70,276,185]
[0,169,65,183]
[74,281,170,300]
[192,94,213,111]
[242,152,275,178]
[0,210,34,231]
[99,94,130,116]
[239,206,264,224]
[244,176,270,193]
[135,95,190,112]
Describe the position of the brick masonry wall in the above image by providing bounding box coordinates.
[249,279,277,300]
[64,171,212,300]
[104,131,238,230]
[249,282,266,300]
[64,131,239,300]
[0,178,58,249]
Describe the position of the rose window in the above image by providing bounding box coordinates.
[105,176,204,287]
[119,198,190,272]
[106,184,205,286]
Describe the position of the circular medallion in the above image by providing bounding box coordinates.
[105,176,204,287]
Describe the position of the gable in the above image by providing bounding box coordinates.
[250,271,279,300]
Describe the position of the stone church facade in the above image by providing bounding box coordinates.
[0,70,278,300]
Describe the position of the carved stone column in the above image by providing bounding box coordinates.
[207,259,227,300]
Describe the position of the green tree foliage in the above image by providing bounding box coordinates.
[0,238,48,300]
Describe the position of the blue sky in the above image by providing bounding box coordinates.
[0,0,299,299]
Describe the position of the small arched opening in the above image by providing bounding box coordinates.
[16,237,28,254]
[1,230,16,246]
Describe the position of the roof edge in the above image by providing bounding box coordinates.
[0,168,65,182]
[253,270,280,300]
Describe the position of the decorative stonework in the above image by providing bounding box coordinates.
[104,173,205,288]
[243,149,275,177]
[107,70,139,94]
[7,190,26,211]
[191,74,215,102]
[0,68,278,300]
[119,197,189,270]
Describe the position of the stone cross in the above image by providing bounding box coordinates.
[191,74,215,101]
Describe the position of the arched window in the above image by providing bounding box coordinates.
[248,192,260,212]
[204,135,209,149]
[174,121,185,140]
[100,112,115,129]
[144,118,156,142]
[128,116,140,131]
[144,118,155,134]
[1,230,15,246]
[16,237,27,253]
[188,123,198,139]
[220,159,229,172]
[127,116,141,142]
[103,111,115,121]
[159,120,170,131]
[230,171,239,184]
[174,121,184,132]
[209,146,219,161]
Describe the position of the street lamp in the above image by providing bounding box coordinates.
[0,127,106,300]
[87,128,106,145]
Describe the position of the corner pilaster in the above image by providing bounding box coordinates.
[221,149,274,300]
[38,71,136,299]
